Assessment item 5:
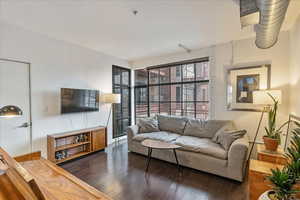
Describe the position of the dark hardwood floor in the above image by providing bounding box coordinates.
[61,140,248,200]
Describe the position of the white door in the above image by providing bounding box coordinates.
[0,59,32,157]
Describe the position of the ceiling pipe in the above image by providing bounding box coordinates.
[255,0,290,49]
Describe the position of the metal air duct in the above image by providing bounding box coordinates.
[255,0,290,49]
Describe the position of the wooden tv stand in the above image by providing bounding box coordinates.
[47,126,107,164]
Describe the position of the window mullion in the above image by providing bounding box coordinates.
[194,63,197,119]
[135,59,209,120]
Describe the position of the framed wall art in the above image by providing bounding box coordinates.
[227,65,271,111]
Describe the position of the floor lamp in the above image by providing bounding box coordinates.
[247,90,282,161]
[0,105,23,174]
[99,93,121,128]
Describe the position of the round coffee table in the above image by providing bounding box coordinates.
[141,139,181,172]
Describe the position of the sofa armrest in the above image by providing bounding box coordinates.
[227,136,249,181]
[127,125,139,140]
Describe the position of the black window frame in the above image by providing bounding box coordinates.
[134,57,209,122]
[112,65,132,139]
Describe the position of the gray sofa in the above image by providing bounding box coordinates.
[127,115,249,182]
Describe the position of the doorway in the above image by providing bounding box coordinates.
[112,65,131,139]
[0,58,32,156]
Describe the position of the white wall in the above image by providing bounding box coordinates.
[289,15,300,116]
[0,18,295,157]
[131,32,291,143]
[0,22,129,157]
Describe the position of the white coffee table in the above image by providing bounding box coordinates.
[141,139,181,172]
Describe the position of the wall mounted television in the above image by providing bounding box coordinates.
[61,88,99,114]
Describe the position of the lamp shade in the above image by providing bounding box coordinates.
[0,105,23,118]
[253,90,282,105]
[99,93,121,104]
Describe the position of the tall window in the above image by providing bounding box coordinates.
[134,58,209,121]
[112,66,131,138]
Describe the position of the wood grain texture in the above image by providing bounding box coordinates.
[14,151,41,163]
[21,158,112,200]
[49,126,106,139]
[257,144,287,165]
[0,147,111,200]
[61,141,248,200]
[0,147,40,200]
[0,173,26,200]
[47,126,106,164]
[248,159,284,200]
[92,129,106,151]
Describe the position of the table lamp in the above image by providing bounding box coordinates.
[247,90,282,161]
[99,93,121,127]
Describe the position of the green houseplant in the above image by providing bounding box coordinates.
[263,94,289,151]
[266,167,298,200]
[260,122,300,200]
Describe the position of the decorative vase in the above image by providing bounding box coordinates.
[259,190,277,200]
[263,136,279,152]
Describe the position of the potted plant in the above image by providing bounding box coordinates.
[263,94,289,151]
[259,122,300,200]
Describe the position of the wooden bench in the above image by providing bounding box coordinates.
[0,147,112,200]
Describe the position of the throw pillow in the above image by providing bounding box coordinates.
[213,129,247,150]
[184,120,232,138]
[137,118,160,133]
[157,115,188,134]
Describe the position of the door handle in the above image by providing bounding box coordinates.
[17,122,31,128]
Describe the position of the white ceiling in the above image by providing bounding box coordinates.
[1,0,300,61]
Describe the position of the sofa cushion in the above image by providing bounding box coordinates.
[174,136,228,160]
[213,129,247,150]
[137,118,160,133]
[184,120,232,138]
[132,131,181,143]
[157,115,188,134]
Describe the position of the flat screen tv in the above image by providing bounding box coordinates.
[61,88,99,114]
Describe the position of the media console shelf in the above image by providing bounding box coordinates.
[47,126,107,164]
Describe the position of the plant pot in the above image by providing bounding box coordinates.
[259,190,278,200]
[263,136,279,152]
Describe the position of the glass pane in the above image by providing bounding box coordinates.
[113,103,122,119]
[122,71,129,85]
[113,119,123,138]
[113,68,121,85]
[171,84,181,102]
[160,102,170,115]
[135,87,147,103]
[135,69,148,86]
[183,102,195,118]
[150,103,159,117]
[171,103,182,116]
[149,69,159,84]
[182,64,195,82]
[136,103,148,118]
[149,86,159,101]
[135,87,148,118]
[196,83,209,102]
[196,103,209,120]
[122,89,130,118]
[170,66,181,82]
[160,85,170,102]
[195,62,209,80]
[122,118,130,135]
[159,67,170,83]
[183,83,195,101]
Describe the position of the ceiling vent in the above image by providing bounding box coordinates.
[240,0,290,49]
